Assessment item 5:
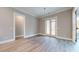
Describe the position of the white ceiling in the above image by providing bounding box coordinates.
[14,7,72,18]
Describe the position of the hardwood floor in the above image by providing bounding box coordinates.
[0,36,79,52]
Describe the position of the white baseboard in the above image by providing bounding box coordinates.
[55,36,72,41]
[16,35,24,38]
[38,33,46,35]
[0,39,15,44]
[38,33,72,41]
[72,39,76,43]
[24,34,38,38]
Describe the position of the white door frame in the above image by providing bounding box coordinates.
[75,7,79,42]
[72,7,78,42]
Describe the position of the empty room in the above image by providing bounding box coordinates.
[0,7,78,52]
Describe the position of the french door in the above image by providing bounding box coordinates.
[45,18,56,36]
[51,19,56,36]
[45,20,50,35]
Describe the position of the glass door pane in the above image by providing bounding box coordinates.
[45,20,50,35]
[51,20,56,36]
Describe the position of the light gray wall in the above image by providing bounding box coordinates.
[0,7,14,42]
[15,12,25,37]
[15,10,38,37]
[39,9,72,39]
[25,14,38,36]
[14,10,38,37]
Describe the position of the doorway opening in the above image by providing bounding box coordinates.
[14,12,25,40]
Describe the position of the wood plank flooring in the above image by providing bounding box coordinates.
[0,36,79,52]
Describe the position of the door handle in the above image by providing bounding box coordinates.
[76,27,79,29]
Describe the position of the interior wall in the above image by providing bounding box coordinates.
[15,12,24,37]
[39,9,72,39]
[38,19,46,34]
[25,14,38,37]
[0,7,14,42]
[14,10,38,38]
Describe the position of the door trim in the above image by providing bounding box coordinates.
[72,7,78,42]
